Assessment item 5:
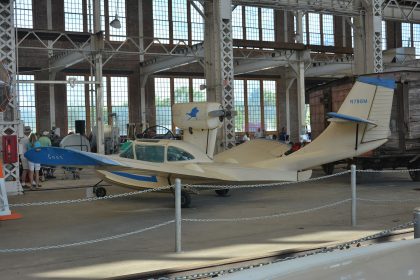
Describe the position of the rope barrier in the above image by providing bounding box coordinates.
[8,185,173,207]
[0,220,174,253]
[183,199,351,222]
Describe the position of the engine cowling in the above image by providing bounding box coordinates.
[172,102,223,130]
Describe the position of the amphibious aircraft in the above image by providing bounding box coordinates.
[26,77,395,207]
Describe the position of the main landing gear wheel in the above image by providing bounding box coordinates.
[94,187,107,198]
[322,163,334,175]
[181,191,191,208]
[215,189,230,196]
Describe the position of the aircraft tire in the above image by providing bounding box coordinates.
[95,187,107,198]
[215,189,230,196]
[181,191,191,208]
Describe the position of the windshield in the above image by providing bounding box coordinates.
[167,146,195,161]
[135,144,164,163]
[120,142,134,159]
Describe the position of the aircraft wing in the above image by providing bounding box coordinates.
[25,147,311,183]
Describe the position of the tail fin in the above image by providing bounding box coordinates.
[251,77,395,171]
[335,76,395,143]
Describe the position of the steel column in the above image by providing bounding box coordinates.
[0,0,22,195]
[93,0,104,154]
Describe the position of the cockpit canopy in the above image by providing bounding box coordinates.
[120,142,195,163]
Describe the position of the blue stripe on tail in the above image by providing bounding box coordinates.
[357,77,395,89]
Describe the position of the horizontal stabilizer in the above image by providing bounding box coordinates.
[327,112,376,125]
[25,147,124,167]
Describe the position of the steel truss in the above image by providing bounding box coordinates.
[234,0,420,23]
[0,0,21,199]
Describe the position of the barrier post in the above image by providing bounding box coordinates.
[351,164,357,227]
[175,178,182,253]
[414,208,420,239]
[0,160,11,216]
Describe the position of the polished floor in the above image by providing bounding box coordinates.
[0,167,418,279]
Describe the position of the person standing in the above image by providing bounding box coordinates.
[38,130,51,147]
[254,128,264,138]
[38,130,53,180]
[27,133,42,189]
[19,126,31,188]
[242,133,250,142]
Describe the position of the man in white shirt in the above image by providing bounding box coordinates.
[254,128,264,139]
[19,126,31,187]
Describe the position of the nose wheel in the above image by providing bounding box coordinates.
[94,186,107,198]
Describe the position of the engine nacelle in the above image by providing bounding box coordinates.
[173,102,223,130]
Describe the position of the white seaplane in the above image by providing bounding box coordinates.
[26,77,395,207]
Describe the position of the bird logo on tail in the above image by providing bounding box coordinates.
[186,107,199,120]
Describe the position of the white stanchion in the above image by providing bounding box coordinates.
[414,208,420,239]
[175,178,182,253]
[351,164,357,227]
[0,160,11,217]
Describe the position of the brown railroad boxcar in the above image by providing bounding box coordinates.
[308,71,420,181]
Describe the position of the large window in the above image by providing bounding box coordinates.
[234,80,245,132]
[154,77,207,132]
[67,76,86,133]
[67,75,128,134]
[247,80,261,132]
[192,79,206,102]
[401,22,420,56]
[64,0,126,40]
[64,0,84,32]
[232,5,274,41]
[263,81,277,131]
[110,77,128,135]
[154,78,172,133]
[17,75,36,131]
[108,0,127,41]
[234,79,277,133]
[382,20,387,50]
[296,12,334,46]
[14,0,33,28]
[174,78,189,103]
[322,14,334,46]
[232,6,243,40]
[153,0,204,44]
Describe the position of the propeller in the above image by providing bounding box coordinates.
[208,109,237,121]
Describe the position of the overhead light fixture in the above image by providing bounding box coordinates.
[110,15,121,29]
[109,1,121,29]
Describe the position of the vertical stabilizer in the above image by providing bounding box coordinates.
[252,77,395,171]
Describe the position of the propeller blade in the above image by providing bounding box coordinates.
[208,110,225,118]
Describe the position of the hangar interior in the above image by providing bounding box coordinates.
[1,0,420,278]
[3,0,419,151]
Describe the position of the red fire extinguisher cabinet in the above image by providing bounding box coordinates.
[2,135,18,164]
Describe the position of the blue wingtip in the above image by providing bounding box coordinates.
[357,76,396,89]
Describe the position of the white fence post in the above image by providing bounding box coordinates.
[414,208,420,239]
[351,164,357,227]
[175,178,182,253]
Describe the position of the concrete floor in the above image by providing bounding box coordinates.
[0,168,419,279]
